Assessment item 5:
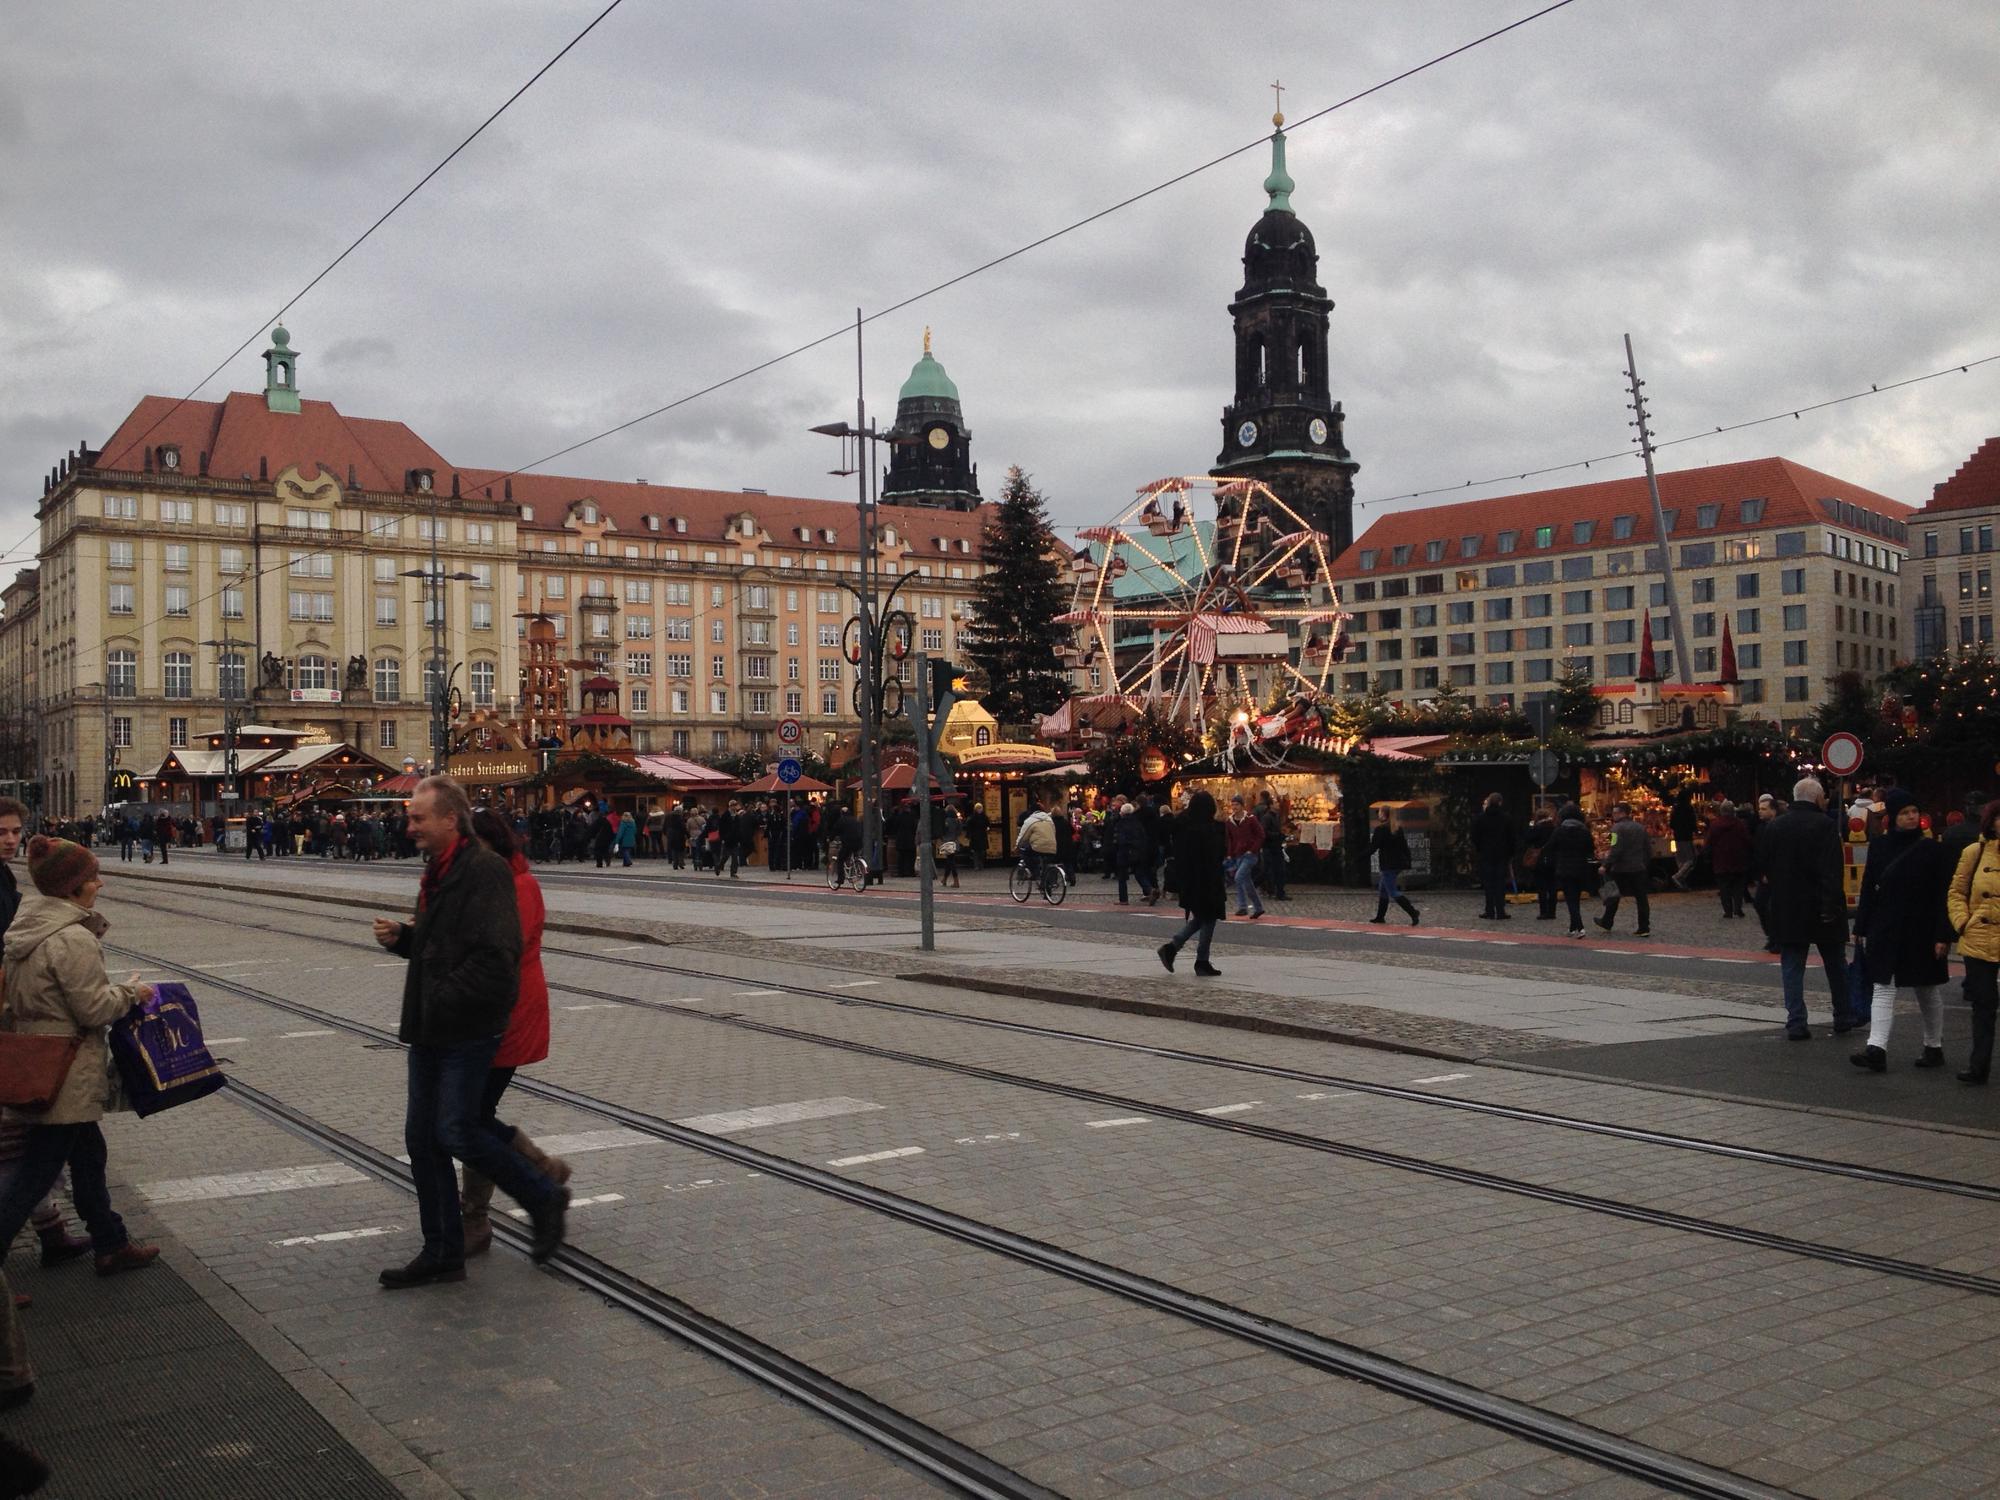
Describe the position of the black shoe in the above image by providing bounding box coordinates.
[1914,1046,1947,1069]
[1833,1015,1862,1035]
[1632,929,1652,938]
[1956,1070,1989,1084]
[1849,1046,1887,1073]
[1494,912,1512,920]
[0,1383,33,1414]
[1367,916,1386,924]
[1477,913,1494,920]
[1192,962,1221,977]
[379,1254,466,1289]
[530,1189,570,1263]
[1535,912,1555,921]
[1593,917,1614,932]
[1157,943,1176,973]
[1785,1026,1811,1041]
[0,1432,50,1495]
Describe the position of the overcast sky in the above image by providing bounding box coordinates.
[3,0,1997,575]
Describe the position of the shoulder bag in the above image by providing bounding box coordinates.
[0,1031,83,1113]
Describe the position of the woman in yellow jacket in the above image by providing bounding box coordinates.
[1947,800,2000,1084]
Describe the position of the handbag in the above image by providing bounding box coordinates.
[937,840,958,856]
[108,982,224,1119]
[0,1032,83,1113]
[1521,845,1540,870]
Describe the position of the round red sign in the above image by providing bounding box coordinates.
[1821,731,1864,778]
[1138,747,1171,782]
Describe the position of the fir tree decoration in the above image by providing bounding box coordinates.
[964,466,1072,728]
[1551,653,1596,729]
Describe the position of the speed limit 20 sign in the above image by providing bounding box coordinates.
[776,717,804,747]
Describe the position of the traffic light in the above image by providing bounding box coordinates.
[927,658,962,717]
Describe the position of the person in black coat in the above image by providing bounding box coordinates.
[1850,787,1955,1072]
[1157,790,1226,976]
[1549,804,1596,936]
[1469,793,1517,921]
[1758,779,1854,1039]
[1522,804,1558,920]
[890,797,919,877]
[1367,808,1420,926]
[1110,803,1157,905]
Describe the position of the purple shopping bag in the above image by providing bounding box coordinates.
[108,981,225,1118]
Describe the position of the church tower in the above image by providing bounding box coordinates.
[1211,104,1357,558]
[881,331,980,511]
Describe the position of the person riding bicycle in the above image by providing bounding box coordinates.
[1016,801,1058,881]
[830,807,865,867]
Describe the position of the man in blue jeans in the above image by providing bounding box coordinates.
[373,776,567,1287]
[1758,777,1858,1040]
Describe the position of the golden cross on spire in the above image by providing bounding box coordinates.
[1270,78,1285,127]
[923,325,932,355]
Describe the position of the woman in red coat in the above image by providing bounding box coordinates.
[462,809,569,1255]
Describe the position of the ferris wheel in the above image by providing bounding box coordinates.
[1057,476,1350,730]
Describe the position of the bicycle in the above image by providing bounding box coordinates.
[1008,854,1068,906]
[826,846,869,893]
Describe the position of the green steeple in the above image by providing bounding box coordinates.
[898,330,960,402]
[1263,122,1295,214]
[263,325,300,414]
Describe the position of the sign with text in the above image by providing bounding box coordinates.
[289,688,342,704]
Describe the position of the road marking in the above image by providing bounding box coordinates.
[953,1132,1025,1144]
[603,944,649,952]
[1195,1102,1261,1116]
[827,1146,925,1167]
[280,1029,336,1039]
[1708,957,1755,964]
[1411,1072,1472,1085]
[1085,1116,1150,1129]
[207,1036,248,1045]
[199,960,265,971]
[372,961,404,968]
[508,1192,625,1219]
[1437,936,1480,944]
[827,980,881,988]
[273,1225,399,1247]
[560,1002,621,1011]
[675,1096,884,1135]
[141,1163,367,1203]
[534,1128,657,1156]
[1487,940,1520,946]
[1592,948,1626,956]
[731,989,784,998]
[1295,1092,1350,1101]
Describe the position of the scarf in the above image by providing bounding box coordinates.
[417,836,465,913]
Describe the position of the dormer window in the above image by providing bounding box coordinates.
[580,501,598,525]
[797,526,811,542]
[672,516,688,533]
[519,505,534,521]
[408,468,435,494]
[882,525,898,546]
[821,528,837,544]
[158,444,181,472]
[739,515,756,538]
[957,538,971,554]
[644,514,660,532]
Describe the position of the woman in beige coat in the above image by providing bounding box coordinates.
[1947,800,2000,1084]
[0,836,159,1411]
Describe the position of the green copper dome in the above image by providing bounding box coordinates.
[899,348,960,403]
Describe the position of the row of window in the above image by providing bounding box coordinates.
[1351,529,1896,590]
[1922,523,1995,558]
[100,494,503,544]
[1354,502,1778,570]
[1341,661,1819,705]
[1354,617,1811,662]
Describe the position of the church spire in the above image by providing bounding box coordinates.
[1263,82,1294,213]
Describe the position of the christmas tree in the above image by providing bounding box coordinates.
[964,466,1072,728]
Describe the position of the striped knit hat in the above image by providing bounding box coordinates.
[27,835,99,898]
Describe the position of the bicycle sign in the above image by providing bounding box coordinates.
[777,757,803,785]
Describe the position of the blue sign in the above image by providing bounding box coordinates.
[776,757,803,785]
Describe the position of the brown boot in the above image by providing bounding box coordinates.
[460,1166,495,1257]
[511,1129,572,1186]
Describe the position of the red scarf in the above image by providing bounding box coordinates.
[417,836,465,913]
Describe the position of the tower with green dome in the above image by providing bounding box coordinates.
[882,329,981,511]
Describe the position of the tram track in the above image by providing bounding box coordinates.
[114,937,1795,1500]
[112,876,2000,1203]
[109,886,2000,1300]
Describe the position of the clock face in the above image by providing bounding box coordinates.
[1237,420,1259,448]
[1308,417,1329,445]
[927,427,950,451]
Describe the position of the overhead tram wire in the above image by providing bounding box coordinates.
[108,0,630,466]
[474,0,1587,492]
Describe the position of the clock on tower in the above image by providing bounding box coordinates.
[1210,107,1358,559]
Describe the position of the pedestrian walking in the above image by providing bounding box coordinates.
[1256,791,1289,901]
[1668,787,1698,889]
[937,799,964,888]
[1760,778,1855,1039]
[1224,796,1265,918]
[1111,802,1156,905]
[1707,802,1753,918]
[1550,803,1595,936]
[0,835,163,1412]
[1157,790,1227,977]
[1522,803,1558,920]
[151,812,172,866]
[1594,802,1652,937]
[1850,787,1955,1073]
[1367,806,1420,926]
[1946,799,2000,1084]
[458,810,570,1257]
[371,777,566,1286]
[116,817,134,863]
[615,809,636,868]
[1470,792,1516,920]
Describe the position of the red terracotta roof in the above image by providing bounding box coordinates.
[1331,457,1912,581]
[463,468,994,556]
[94,392,452,493]
[1923,437,2000,515]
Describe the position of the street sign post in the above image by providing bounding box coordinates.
[777,718,803,748]
[776,757,802,785]
[1527,748,1560,789]
[1821,732,1864,779]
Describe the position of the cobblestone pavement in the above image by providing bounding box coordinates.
[79,883,2000,1497]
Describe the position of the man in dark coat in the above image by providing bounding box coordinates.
[1850,786,1956,1070]
[372,776,566,1286]
[1759,777,1856,1040]
[1157,790,1227,976]
[1110,802,1157,905]
[1470,792,1516,920]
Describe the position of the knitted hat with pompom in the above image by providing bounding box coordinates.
[26,834,99,898]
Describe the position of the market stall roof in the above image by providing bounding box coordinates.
[880,764,954,793]
[737,771,833,793]
[631,752,737,786]
[253,742,399,779]
[1039,694,1139,739]
[135,747,283,781]
[1362,735,1450,762]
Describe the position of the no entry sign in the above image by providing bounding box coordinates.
[1821,731,1864,778]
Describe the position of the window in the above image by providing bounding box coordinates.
[1377,639,1404,662]
[1680,542,1716,568]
[1524,594,1552,618]
[1692,611,1715,638]
[1484,598,1512,621]
[286,507,331,531]
[1694,646,1717,673]
[471,661,496,707]
[215,503,247,527]
[103,495,137,519]
[1739,497,1767,524]
[109,583,134,615]
[294,654,330,692]
[289,550,333,578]
[627,615,654,640]
[1694,503,1720,529]
[1737,608,1760,634]
[1496,530,1518,554]
[709,688,728,714]
[1534,526,1554,548]
[1689,577,1715,604]
[711,654,725,680]
[1605,585,1634,611]
[1572,520,1596,544]
[1446,632,1475,656]
[711,618,726,642]
[1784,676,1809,703]
[546,576,566,599]
[1522,561,1554,585]
[161,715,187,750]
[156,542,188,574]
[1424,539,1446,563]
[744,621,772,646]
[628,652,652,677]
[1376,608,1403,631]
[1523,626,1554,650]
[1525,658,1554,683]
[469,601,493,631]
[161,499,193,525]
[1562,590,1592,615]
[1459,535,1481,558]
[1783,639,1809,666]
[662,582,692,607]
[1782,604,1807,631]
[921,627,944,651]
[1486,661,1515,685]
[1446,601,1475,625]
[218,653,246,699]
[1649,582,1668,607]
[1611,514,1636,540]
[663,617,692,641]
[745,657,773,680]
[1454,570,1479,592]
[1603,653,1636,679]
[1736,573,1760,599]
[748,690,774,715]
[1485,629,1514,652]
[289,591,334,621]
[374,658,401,701]
[1605,619,1634,644]
[1484,565,1516,588]
[817,658,842,681]
[1390,545,1412,567]
[376,596,398,626]
[107,649,137,697]
[1563,623,1593,647]
[666,652,692,677]
[1559,556,1593,581]
[165,586,190,616]
[624,579,652,604]
[1776,567,1805,597]
[110,716,132,748]
[1738,643,1762,669]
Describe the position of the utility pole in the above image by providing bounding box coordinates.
[910,651,934,950]
[203,636,255,826]
[855,310,885,881]
[403,485,475,773]
[1625,333,1691,685]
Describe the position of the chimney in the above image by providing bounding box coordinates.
[347,462,357,488]
[258,455,268,481]
[504,478,513,502]
[142,447,153,473]
[450,472,461,498]
[198,450,209,476]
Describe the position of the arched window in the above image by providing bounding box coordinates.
[374,658,401,703]
[295,654,329,692]
[422,658,445,704]
[218,653,246,700]
[163,651,192,700]
[107,649,137,699]
[1257,341,1267,387]
[1297,344,1306,388]
[471,661,496,707]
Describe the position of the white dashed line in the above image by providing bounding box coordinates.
[731,989,784,998]
[1411,1072,1472,1085]
[280,1029,337,1039]
[1707,957,1755,964]
[1195,1102,1261,1116]
[207,1036,248,1045]
[1085,1117,1150,1129]
[372,961,403,967]
[560,1003,621,1011]
[827,980,881,988]
[141,1164,367,1202]
[1295,1091,1350,1101]
[827,1146,926,1167]
[508,1192,625,1218]
[273,1225,399,1247]
[1488,940,1520,946]
[603,944,649,952]
[675,1097,884,1134]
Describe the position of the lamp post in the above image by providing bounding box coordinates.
[401,564,477,772]
[79,681,113,816]
[201,635,254,818]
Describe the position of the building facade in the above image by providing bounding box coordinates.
[0,569,39,797]
[9,332,991,816]
[1327,457,1913,727]
[1908,436,2000,657]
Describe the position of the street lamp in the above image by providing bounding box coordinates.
[401,566,478,771]
[79,681,113,815]
[201,636,254,815]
